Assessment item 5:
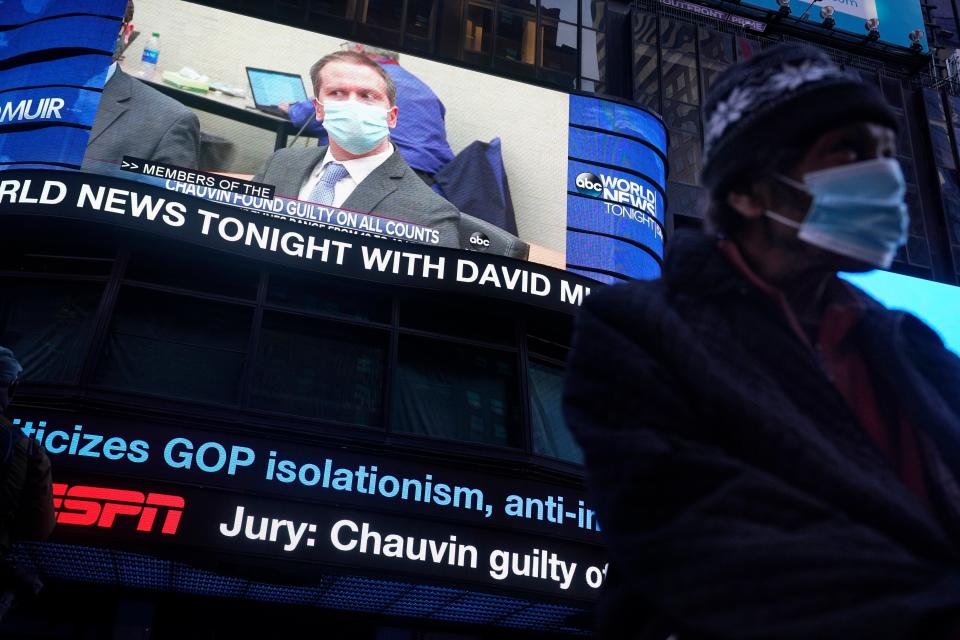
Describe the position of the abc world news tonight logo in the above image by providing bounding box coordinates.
[575,172,660,232]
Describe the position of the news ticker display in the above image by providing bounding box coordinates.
[0,171,595,313]
[566,95,668,285]
[0,0,126,170]
[19,410,606,600]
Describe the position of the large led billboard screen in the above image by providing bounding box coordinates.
[0,0,667,286]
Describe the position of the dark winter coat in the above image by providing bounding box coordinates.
[563,230,960,640]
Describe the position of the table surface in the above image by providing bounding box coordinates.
[141,76,294,129]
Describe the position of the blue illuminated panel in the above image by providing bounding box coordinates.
[0,1,126,170]
[841,270,960,356]
[569,94,667,151]
[567,96,668,283]
[566,230,662,281]
[14,541,593,634]
[567,127,666,185]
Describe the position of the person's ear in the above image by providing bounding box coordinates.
[386,105,398,128]
[313,97,324,122]
[726,189,765,221]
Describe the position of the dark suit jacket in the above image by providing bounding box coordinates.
[254,145,460,248]
[82,69,200,171]
[563,230,960,639]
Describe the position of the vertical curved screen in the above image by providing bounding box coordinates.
[566,95,668,282]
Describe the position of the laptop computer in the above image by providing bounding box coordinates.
[245,67,309,118]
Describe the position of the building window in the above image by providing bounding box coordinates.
[0,279,104,384]
[579,27,601,81]
[542,0,577,23]
[582,0,606,30]
[94,287,253,406]
[250,312,387,426]
[659,18,699,106]
[359,0,403,30]
[391,336,521,447]
[497,9,538,65]
[698,27,734,94]
[541,20,578,76]
[529,360,583,463]
[267,271,391,323]
[632,11,660,111]
[309,0,356,18]
[464,3,494,55]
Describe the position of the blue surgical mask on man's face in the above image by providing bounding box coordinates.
[320,99,390,155]
[764,157,909,269]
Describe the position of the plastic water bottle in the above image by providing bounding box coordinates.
[137,32,160,79]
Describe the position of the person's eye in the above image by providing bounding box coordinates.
[830,140,859,157]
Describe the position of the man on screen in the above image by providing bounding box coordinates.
[254,51,460,248]
[279,42,455,184]
[82,1,200,171]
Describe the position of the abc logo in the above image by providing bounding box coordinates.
[575,172,603,196]
[469,232,491,250]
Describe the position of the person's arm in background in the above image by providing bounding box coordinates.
[151,110,201,169]
[283,99,328,143]
[563,287,960,640]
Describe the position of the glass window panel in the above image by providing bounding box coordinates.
[405,0,435,38]
[360,0,402,29]
[501,0,537,11]
[579,78,605,94]
[399,294,516,345]
[464,3,493,54]
[124,244,259,300]
[698,28,734,93]
[392,336,521,447]
[0,221,115,276]
[668,130,702,186]
[906,234,932,269]
[579,27,601,80]
[660,18,699,105]
[632,11,659,111]
[497,9,537,65]
[667,180,705,218]
[541,0,577,22]
[582,0,606,30]
[0,279,103,384]
[882,77,905,110]
[529,361,583,463]
[309,0,355,17]
[542,20,578,75]
[662,99,700,135]
[250,312,386,426]
[526,309,572,361]
[267,271,390,323]
[94,287,252,405]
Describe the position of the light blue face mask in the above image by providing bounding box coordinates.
[765,158,909,269]
[320,99,391,154]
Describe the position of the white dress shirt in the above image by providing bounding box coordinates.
[298,144,395,207]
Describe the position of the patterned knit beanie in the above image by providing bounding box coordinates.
[700,44,898,192]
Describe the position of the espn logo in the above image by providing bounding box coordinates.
[52,483,185,535]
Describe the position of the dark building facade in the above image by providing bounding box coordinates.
[2,0,960,638]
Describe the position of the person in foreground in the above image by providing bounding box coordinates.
[254,50,460,248]
[0,348,55,622]
[563,44,960,639]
